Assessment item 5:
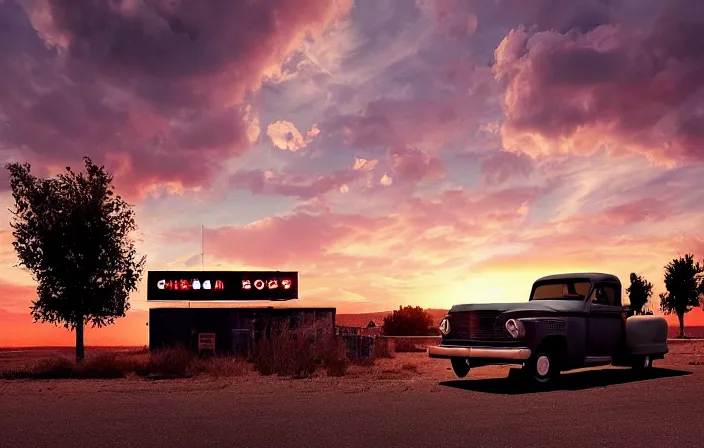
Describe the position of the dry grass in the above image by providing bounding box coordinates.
[77,352,129,379]
[1,356,75,380]
[193,356,251,377]
[0,346,197,380]
[133,347,196,378]
[0,352,129,380]
[249,322,349,378]
[0,332,351,381]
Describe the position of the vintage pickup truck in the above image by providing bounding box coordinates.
[429,273,669,385]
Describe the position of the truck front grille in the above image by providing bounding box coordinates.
[448,311,513,342]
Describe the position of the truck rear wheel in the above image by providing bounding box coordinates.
[631,355,653,371]
[450,358,471,378]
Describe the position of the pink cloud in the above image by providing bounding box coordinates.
[205,212,390,268]
[0,0,352,198]
[428,0,656,36]
[388,147,445,183]
[327,55,496,155]
[480,150,534,185]
[229,167,362,200]
[597,198,671,226]
[493,1,704,163]
[172,184,554,274]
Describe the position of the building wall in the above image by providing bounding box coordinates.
[148,307,336,354]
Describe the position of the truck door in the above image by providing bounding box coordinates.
[586,282,624,359]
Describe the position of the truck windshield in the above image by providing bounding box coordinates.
[531,280,591,300]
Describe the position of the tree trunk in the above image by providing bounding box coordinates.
[76,319,85,362]
[678,312,685,339]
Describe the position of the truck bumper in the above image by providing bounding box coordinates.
[428,345,532,361]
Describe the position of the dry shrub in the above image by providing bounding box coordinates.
[135,346,195,378]
[1,356,75,379]
[195,356,250,377]
[322,337,349,377]
[250,322,349,378]
[76,352,127,379]
[1,353,132,380]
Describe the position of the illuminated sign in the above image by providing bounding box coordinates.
[147,271,298,301]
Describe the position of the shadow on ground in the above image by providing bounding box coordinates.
[440,367,692,394]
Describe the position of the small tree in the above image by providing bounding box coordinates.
[626,272,653,315]
[382,305,433,336]
[659,254,704,338]
[6,157,146,361]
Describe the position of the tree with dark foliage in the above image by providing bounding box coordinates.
[6,157,145,361]
[382,305,433,336]
[626,272,653,315]
[659,254,704,338]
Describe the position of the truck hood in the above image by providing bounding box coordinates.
[449,300,585,314]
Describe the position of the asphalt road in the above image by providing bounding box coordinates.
[1,365,703,448]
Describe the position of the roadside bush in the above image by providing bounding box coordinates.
[76,352,127,379]
[250,322,349,378]
[1,353,131,380]
[194,356,250,377]
[1,356,75,379]
[135,346,195,378]
[321,337,349,377]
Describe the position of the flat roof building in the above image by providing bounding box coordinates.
[146,270,336,355]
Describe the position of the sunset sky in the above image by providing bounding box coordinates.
[1,0,704,346]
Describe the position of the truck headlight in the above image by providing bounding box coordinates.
[505,319,525,338]
[439,318,450,335]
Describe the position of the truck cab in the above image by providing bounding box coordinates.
[429,273,669,385]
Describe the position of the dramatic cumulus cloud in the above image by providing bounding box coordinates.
[494,0,704,163]
[0,0,352,196]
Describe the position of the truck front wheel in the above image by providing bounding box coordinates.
[525,350,559,385]
[450,358,471,378]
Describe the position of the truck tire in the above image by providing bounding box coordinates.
[450,358,471,378]
[631,355,653,372]
[525,349,559,385]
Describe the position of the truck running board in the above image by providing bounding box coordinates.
[584,356,612,364]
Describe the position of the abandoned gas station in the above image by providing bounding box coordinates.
[147,270,336,355]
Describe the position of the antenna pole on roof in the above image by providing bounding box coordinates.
[201,224,204,271]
